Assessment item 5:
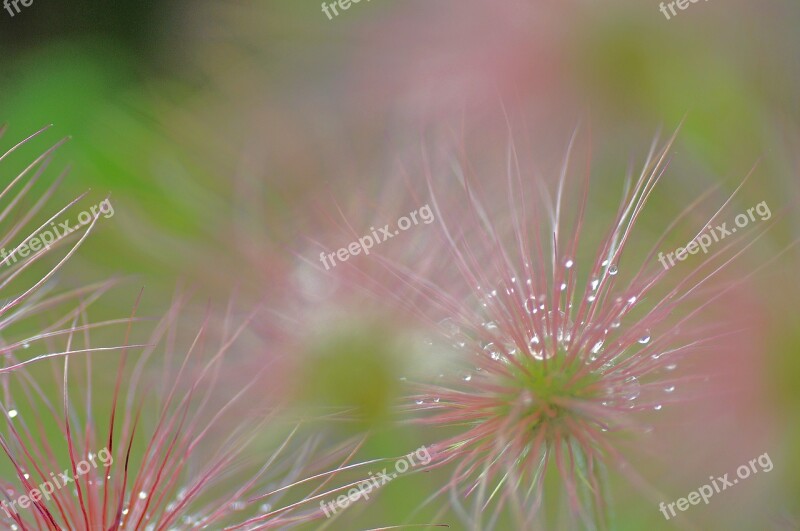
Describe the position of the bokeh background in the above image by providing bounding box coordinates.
[1,0,798,529]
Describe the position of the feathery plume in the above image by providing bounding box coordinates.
[365,127,775,529]
[0,124,115,371]
[0,292,354,530]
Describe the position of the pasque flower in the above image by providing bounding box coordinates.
[387,129,765,529]
[0,294,355,530]
[0,124,120,372]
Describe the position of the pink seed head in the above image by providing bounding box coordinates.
[397,128,755,528]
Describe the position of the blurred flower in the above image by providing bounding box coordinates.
[0,294,352,530]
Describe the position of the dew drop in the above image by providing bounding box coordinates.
[638,331,651,344]
[528,333,549,360]
[608,265,618,275]
[524,297,537,314]
[529,342,548,360]
[483,342,501,361]
[654,404,663,411]
[622,376,640,401]
[664,385,675,393]
[260,503,272,513]
[665,363,677,371]
[559,282,567,292]
[138,491,148,500]
[22,343,30,349]
[438,318,460,337]
[7,409,18,419]
[565,259,574,269]
[528,334,544,361]
[463,374,472,382]
[531,311,573,360]
[415,399,424,405]
[590,278,600,291]
[531,350,549,361]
